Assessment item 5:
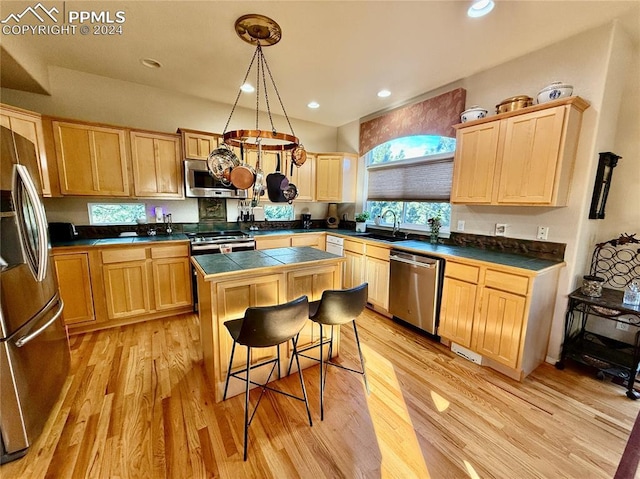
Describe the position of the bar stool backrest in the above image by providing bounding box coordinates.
[237,295,309,348]
[312,283,368,326]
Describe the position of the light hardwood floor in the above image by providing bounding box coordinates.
[2,309,639,478]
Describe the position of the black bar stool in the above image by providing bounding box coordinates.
[222,295,313,461]
[288,283,369,420]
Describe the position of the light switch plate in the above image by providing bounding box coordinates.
[457,220,465,231]
[495,223,507,236]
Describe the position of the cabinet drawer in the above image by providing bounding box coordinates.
[102,248,147,264]
[445,261,479,283]
[151,244,189,259]
[485,269,529,295]
[344,239,365,254]
[366,244,390,261]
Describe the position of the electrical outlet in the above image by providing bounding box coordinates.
[616,321,630,331]
[457,220,465,231]
[537,226,549,240]
[495,223,507,236]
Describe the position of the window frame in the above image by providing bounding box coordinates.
[365,200,451,235]
[87,202,147,226]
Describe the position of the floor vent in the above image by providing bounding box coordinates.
[451,342,483,365]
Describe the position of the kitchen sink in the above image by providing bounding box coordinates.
[361,233,408,243]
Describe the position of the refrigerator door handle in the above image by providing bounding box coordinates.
[14,164,49,282]
[15,299,64,348]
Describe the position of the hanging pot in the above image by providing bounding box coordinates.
[266,152,287,202]
[207,143,239,185]
[282,157,298,203]
[291,144,307,167]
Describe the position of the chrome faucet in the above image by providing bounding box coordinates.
[381,210,399,236]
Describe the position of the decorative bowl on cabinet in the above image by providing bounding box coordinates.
[460,106,489,123]
[537,81,573,104]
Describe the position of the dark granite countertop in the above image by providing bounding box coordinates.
[51,233,189,248]
[192,247,343,277]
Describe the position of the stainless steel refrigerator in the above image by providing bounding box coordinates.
[0,126,70,464]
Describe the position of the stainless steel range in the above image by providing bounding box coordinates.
[187,231,256,311]
[187,230,255,255]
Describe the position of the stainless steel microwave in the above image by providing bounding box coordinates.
[184,159,247,198]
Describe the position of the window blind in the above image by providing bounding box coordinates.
[367,156,453,201]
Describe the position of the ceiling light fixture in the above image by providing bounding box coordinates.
[467,0,495,18]
[140,58,162,69]
[307,101,320,109]
[221,14,302,154]
[240,83,255,93]
[377,89,391,98]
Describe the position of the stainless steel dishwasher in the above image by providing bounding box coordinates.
[388,250,444,335]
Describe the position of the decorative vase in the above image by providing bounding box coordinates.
[355,222,366,233]
[430,233,439,244]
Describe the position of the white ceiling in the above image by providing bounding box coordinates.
[1,1,639,127]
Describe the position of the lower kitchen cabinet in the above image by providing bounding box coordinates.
[343,250,365,289]
[151,244,192,310]
[102,253,152,320]
[438,259,560,380]
[255,236,292,250]
[364,244,390,312]
[291,233,326,250]
[53,252,95,325]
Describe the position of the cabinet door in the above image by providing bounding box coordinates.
[130,131,183,198]
[152,257,192,310]
[438,278,477,348]
[291,233,325,250]
[53,121,129,196]
[255,236,291,250]
[1,105,51,196]
[316,155,343,201]
[182,131,219,160]
[53,253,95,325]
[343,250,365,289]
[290,153,315,201]
[474,288,526,368]
[365,256,389,310]
[497,107,565,204]
[451,122,501,204]
[102,261,151,319]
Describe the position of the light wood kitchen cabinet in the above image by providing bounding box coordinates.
[178,128,220,160]
[256,236,292,250]
[101,248,151,320]
[451,97,589,206]
[291,233,326,250]
[151,244,192,310]
[130,130,183,198]
[315,153,357,202]
[51,120,130,196]
[290,153,316,201]
[53,252,95,325]
[438,257,560,380]
[343,238,366,289]
[364,244,390,311]
[1,103,52,196]
[439,260,481,348]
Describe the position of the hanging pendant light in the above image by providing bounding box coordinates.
[222,14,303,155]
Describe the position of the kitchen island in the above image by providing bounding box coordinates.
[192,247,346,402]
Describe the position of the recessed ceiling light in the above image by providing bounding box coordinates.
[140,58,162,69]
[467,0,495,18]
[240,83,255,93]
[377,90,391,98]
[307,101,320,109]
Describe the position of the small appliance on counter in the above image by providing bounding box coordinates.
[301,213,312,229]
[48,222,78,242]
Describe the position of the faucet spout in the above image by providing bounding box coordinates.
[381,210,399,235]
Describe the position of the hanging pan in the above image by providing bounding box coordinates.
[229,143,256,190]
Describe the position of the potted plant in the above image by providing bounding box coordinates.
[355,212,370,233]
[427,215,442,244]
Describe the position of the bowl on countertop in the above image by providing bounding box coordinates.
[461,106,489,123]
[537,81,573,104]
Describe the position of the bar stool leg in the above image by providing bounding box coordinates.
[223,340,237,400]
[319,323,325,421]
[353,320,370,395]
[243,347,251,461]
[292,335,313,426]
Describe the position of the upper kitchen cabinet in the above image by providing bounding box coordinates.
[0,103,52,196]
[50,120,130,196]
[291,152,316,201]
[316,153,358,202]
[130,130,183,198]
[451,97,589,206]
[178,128,220,160]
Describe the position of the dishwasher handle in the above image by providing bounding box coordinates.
[390,253,438,268]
